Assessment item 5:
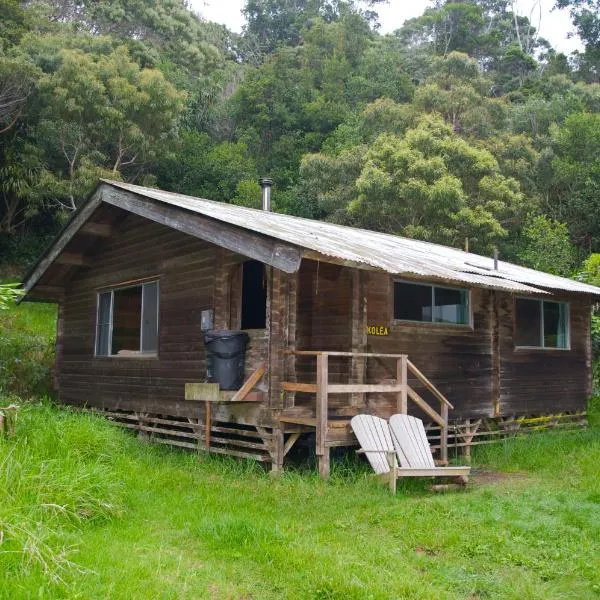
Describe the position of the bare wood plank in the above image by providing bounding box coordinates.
[283,432,301,457]
[205,401,212,449]
[406,386,445,426]
[440,402,449,465]
[316,353,330,479]
[101,185,302,273]
[230,365,266,402]
[185,383,220,402]
[398,355,408,414]
[407,359,454,409]
[284,351,409,358]
[277,416,317,426]
[327,384,405,393]
[281,382,318,393]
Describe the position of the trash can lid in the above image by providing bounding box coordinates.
[204,329,249,341]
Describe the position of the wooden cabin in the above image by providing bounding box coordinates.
[21,180,600,477]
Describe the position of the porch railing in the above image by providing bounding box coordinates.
[281,351,454,477]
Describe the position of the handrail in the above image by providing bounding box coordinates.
[280,350,453,472]
[407,359,454,409]
[284,350,409,358]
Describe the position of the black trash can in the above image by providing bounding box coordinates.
[203,330,249,390]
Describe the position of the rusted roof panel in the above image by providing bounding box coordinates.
[104,180,600,297]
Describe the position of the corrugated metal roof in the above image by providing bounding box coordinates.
[103,180,600,297]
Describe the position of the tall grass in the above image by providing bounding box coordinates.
[0,275,56,397]
[1,401,600,599]
[0,403,127,595]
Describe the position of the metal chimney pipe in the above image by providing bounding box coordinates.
[493,248,499,270]
[259,177,273,212]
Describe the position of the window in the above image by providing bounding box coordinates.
[394,281,469,324]
[95,281,159,356]
[514,298,569,349]
[241,260,267,329]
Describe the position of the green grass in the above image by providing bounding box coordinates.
[0,274,56,397]
[2,403,600,599]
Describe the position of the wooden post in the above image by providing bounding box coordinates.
[316,353,330,479]
[440,402,449,465]
[491,290,501,417]
[204,400,212,449]
[397,355,408,414]
[387,451,397,495]
[54,302,64,394]
[271,423,285,474]
[350,270,367,407]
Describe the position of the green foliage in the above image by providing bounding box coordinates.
[0,287,56,397]
[0,282,22,309]
[550,112,600,248]
[0,0,599,268]
[302,111,525,252]
[517,215,577,276]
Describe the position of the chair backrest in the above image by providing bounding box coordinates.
[389,414,435,469]
[350,414,394,475]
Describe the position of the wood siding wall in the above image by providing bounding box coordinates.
[58,211,591,424]
[363,272,495,419]
[59,213,272,421]
[293,268,591,419]
[497,292,591,415]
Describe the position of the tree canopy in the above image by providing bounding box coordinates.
[0,0,598,275]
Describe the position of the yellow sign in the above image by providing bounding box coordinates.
[367,325,389,336]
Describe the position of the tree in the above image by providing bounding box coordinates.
[32,45,186,210]
[517,214,576,276]
[555,0,600,81]
[550,112,600,250]
[300,111,526,253]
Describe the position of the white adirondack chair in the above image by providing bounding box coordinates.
[351,414,470,493]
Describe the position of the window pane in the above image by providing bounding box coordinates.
[515,298,541,347]
[96,292,112,356]
[141,282,159,353]
[394,282,432,322]
[544,301,568,349]
[434,287,468,324]
[112,287,142,354]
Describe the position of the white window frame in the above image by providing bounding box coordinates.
[95,280,160,357]
[514,297,570,350]
[393,279,472,327]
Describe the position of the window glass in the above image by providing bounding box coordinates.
[394,282,432,321]
[434,287,468,324]
[96,292,112,356]
[141,282,159,353]
[543,301,568,349]
[514,298,569,349]
[514,298,541,346]
[95,281,159,356]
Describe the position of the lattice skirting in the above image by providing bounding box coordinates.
[98,409,274,462]
[426,411,588,459]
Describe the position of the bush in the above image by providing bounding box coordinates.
[0,291,56,398]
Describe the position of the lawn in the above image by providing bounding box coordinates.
[1,402,600,599]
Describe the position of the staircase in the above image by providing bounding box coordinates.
[277,351,454,478]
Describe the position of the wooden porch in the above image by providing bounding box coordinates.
[276,350,454,478]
